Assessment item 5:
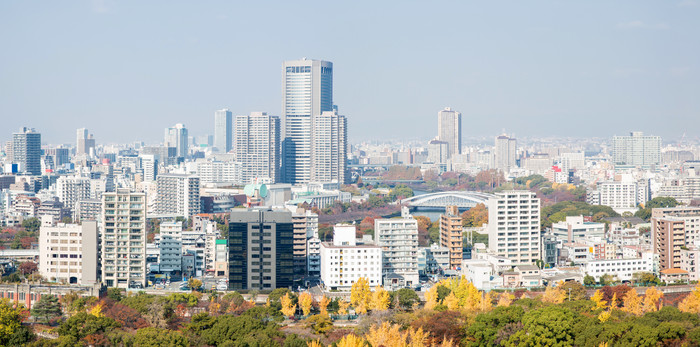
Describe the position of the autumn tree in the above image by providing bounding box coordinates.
[350,277,371,314]
[336,334,366,347]
[541,285,566,304]
[444,292,460,311]
[188,278,203,291]
[337,298,350,315]
[280,292,297,317]
[18,261,37,275]
[0,299,24,344]
[318,296,330,316]
[298,292,314,316]
[590,290,607,310]
[424,285,440,310]
[370,286,390,311]
[643,287,663,312]
[679,285,700,313]
[497,292,514,307]
[621,289,644,316]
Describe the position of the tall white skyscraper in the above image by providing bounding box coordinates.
[164,123,188,158]
[612,131,661,168]
[101,189,146,288]
[214,109,233,153]
[311,110,347,184]
[12,127,41,175]
[494,134,517,172]
[76,128,95,156]
[282,58,333,184]
[156,174,201,218]
[437,107,462,159]
[487,191,541,266]
[235,112,281,184]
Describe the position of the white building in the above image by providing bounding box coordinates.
[164,123,188,158]
[55,175,92,217]
[375,207,420,289]
[39,218,98,285]
[494,135,517,172]
[320,224,382,291]
[311,110,347,184]
[487,191,541,265]
[437,107,462,159]
[551,216,605,242]
[584,252,656,282]
[235,112,281,184]
[156,174,200,218]
[612,131,661,168]
[196,161,242,186]
[587,176,650,214]
[214,109,233,153]
[101,189,146,288]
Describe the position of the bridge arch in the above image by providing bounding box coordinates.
[401,191,495,209]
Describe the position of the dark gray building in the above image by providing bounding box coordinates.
[228,208,294,291]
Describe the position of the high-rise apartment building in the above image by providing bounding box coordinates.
[292,208,318,281]
[311,110,347,183]
[39,219,98,285]
[235,112,281,184]
[227,208,294,291]
[487,191,541,265]
[101,189,146,288]
[12,127,41,175]
[437,107,462,159]
[282,58,333,184]
[156,174,200,218]
[494,135,517,172]
[214,109,233,153]
[652,206,700,270]
[612,131,661,168]
[440,205,463,269]
[164,123,188,158]
[76,128,95,156]
[56,176,92,217]
[375,207,420,289]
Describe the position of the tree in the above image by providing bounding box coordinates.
[280,292,297,317]
[583,275,596,286]
[621,289,644,316]
[102,303,149,329]
[394,288,419,310]
[444,292,459,310]
[188,278,203,291]
[57,312,119,340]
[107,288,123,302]
[590,290,607,310]
[305,314,333,335]
[541,284,566,304]
[497,292,514,307]
[336,334,366,347]
[318,296,330,316]
[31,294,62,323]
[506,306,576,346]
[560,281,587,301]
[350,277,371,314]
[679,285,700,313]
[643,287,663,313]
[370,286,390,311]
[0,299,23,345]
[133,327,188,347]
[337,298,350,315]
[21,218,40,232]
[298,292,313,316]
[424,285,439,310]
[18,261,37,275]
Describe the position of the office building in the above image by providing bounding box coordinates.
[228,208,294,291]
[311,110,347,184]
[612,132,661,168]
[101,189,146,288]
[375,207,420,289]
[156,174,200,218]
[214,109,233,153]
[39,219,98,285]
[440,205,463,269]
[551,216,605,242]
[196,161,242,186]
[487,191,541,265]
[494,135,517,172]
[437,107,462,159]
[282,58,333,184]
[320,224,382,290]
[235,112,281,184]
[12,127,41,175]
[164,123,188,158]
[76,128,95,157]
[427,140,449,164]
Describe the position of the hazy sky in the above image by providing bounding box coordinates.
[1,1,698,145]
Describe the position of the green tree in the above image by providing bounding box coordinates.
[188,278,203,291]
[394,288,420,310]
[583,275,596,286]
[21,217,40,232]
[0,299,24,344]
[389,184,414,201]
[107,288,124,302]
[506,306,577,346]
[305,314,333,335]
[57,312,119,340]
[132,327,188,347]
[31,294,62,323]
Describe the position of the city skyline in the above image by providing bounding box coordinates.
[1,1,698,144]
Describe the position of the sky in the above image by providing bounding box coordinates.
[0,1,698,145]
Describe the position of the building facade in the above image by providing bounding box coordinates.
[437,107,461,159]
[487,191,541,265]
[375,207,419,288]
[311,110,347,184]
[12,127,41,175]
[39,219,98,285]
[214,109,233,153]
[101,189,146,288]
[235,112,281,184]
[320,224,382,290]
[439,205,463,269]
[156,174,200,218]
[494,135,517,172]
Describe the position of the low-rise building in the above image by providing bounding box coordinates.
[584,252,655,282]
[551,216,605,242]
[320,224,382,291]
[39,218,98,285]
[660,268,689,283]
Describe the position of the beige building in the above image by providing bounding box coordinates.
[439,205,463,269]
[39,217,98,285]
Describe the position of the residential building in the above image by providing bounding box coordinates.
[235,112,281,184]
[75,199,101,222]
[427,140,449,164]
[437,107,462,159]
[101,189,146,288]
[320,224,382,290]
[282,58,333,184]
[375,207,419,289]
[487,191,541,265]
[214,239,228,278]
[214,109,233,153]
[196,161,242,186]
[584,252,655,282]
[419,244,450,275]
[12,127,41,175]
[307,235,321,279]
[156,174,200,218]
[227,208,294,291]
[680,247,700,282]
[55,175,92,217]
[612,131,661,168]
[439,205,463,269]
[311,110,347,184]
[494,135,517,172]
[164,123,188,158]
[292,208,318,281]
[38,219,98,285]
[551,216,605,242]
[653,217,686,270]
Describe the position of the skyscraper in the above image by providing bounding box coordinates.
[235,112,281,184]
[214,109,233,153]
[612,131,661,168]
[437,107,462,159]
[12,127,41,175]
[156,174,201,218]
[282,58,333,184]
[164,123,188,158]
[487,191,541,266]
[76,128,95,156]
[494,134,517,172]
[311,110,347,183]
[101,189,146,288]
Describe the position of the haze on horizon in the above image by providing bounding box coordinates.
[0,1,698,145]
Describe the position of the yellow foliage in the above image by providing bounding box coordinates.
[89,302,104,317]
[371,286,390,311]
[319,295,330,316]
[435,338,457,347]
[424,285,440,310]
[280,292,297,317]
[307,340,324,347]
[590,290,607,310]
[299,292,314,316]
[610,293,618,309]
[408,327,429,347]
[598,310,611,323]
[208,302,220,316]
[541,285,566,304]
[338,298,350,315]
[679,285,700,313]
[444,292,460,311]
[366,322,406,347]
[621,289,644,316]
[478,291,496,312]
[643,287,663,313]
[350,277,371,315]
[336,334,366,347]
[497,292,514,307]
